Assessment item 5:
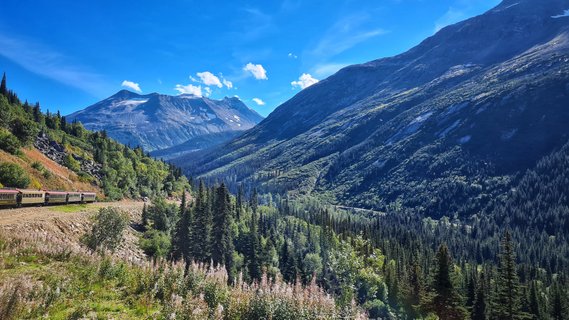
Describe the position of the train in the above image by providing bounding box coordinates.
[0,189,96,208]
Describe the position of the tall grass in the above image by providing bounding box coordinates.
[0,231,366,319]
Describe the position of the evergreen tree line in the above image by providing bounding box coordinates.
[140,181,568,319]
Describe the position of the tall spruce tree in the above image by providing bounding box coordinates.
[279,240,297,283]
[250,187,258,213]
[404,260,423,318]
[549,281,568,320]
[141,203,149,230]
[472,272,487,320]
[428,244,467,320]
[171,191,192,262]
[248,209,262,281]
[492,231,522,320]
[528,281,542,320]
[0,72,7,97]
[212,183,235,282]
[191,180,211,262]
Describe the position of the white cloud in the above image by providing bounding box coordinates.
[174,84,202,96]
[196,71,223,88]
[243,62,268,80]
[288,52,298,59]
[252,98,265,106]
[291,73,319,90]
[204,87,212,97]
[121,80,142,93]
[223,78,233,89]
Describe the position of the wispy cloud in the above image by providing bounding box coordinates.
[121,80,141,92]
[243,62,268,80]
[291,73,319,90]
[0,33,106,95]
[312,63,350,78]
[252,97,265,105]
[309,14,388,59]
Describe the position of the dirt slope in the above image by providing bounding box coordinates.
[0,201,146,262]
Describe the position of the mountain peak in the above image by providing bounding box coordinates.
[68,91,264,157]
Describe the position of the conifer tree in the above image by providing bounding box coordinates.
[141,203,149,229]
[250,187,258,213]
[428,244,467,320]
[171,191,192,262]
[211,183,235,282]
[528,281,542,320]
[279,241,297,283]
[0,72,7,96]
[549,281,568,320]
[404,260,423,318]
[248,209,262,281]
[191,180,211,262]
[472,272,487,320]
[492,231,522,320]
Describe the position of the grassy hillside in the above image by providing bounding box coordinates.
[0,74,189,198]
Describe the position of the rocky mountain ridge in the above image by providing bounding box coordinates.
[68,90,263,159]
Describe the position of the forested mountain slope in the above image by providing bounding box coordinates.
[68,90,263,159]
[0,75,189,199]
[184,0,569,216]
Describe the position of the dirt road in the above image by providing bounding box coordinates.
[0,201,147,262]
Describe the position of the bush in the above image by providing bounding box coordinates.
[0,163,30,188]
[10,117,38,146]
[83,207,128,252]
[64,154,81,172]
[30,161,44,171]
[139,229,171,258]
[0,130,21,154]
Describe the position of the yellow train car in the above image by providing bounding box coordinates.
[67,192,82,203]
[0,189,19,207]
[19,190,45,206]
[46,191,68,204]
[81,192,96,203]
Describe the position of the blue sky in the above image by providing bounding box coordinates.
[0,0,500,117]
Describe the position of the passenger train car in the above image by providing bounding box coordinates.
[0,189,97,208]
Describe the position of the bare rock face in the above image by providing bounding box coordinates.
[68,91,263,159]
[34,132,103,180]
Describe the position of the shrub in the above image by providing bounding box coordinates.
[83,207,128,252]
[0,163,30,188]
[10,117,38,146]
[64,154,81,172]
[30,161,44,171]
[139,229,171,258]
[29,177,42,190]
[0,129,21,154]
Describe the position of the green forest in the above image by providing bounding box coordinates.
[134,180,569,319]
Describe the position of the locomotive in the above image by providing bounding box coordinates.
[0,189,96,208]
